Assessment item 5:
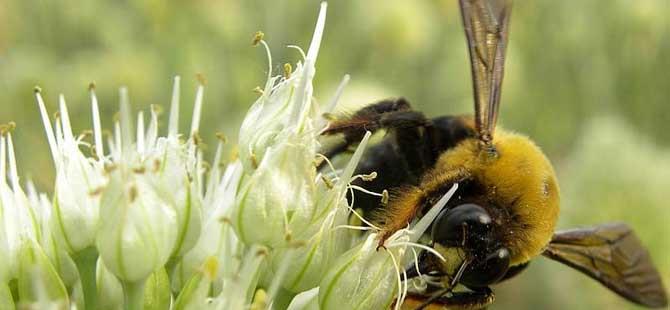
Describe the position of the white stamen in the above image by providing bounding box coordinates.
[90,86,104,160]
[387,250,406,310]
[168,76,181,136]
[349,185,384,197]
[333,225,375,231]
[411,248,423,279]
[315,153,337,175]
[343,197,381,231]
[286,45,306,60]
[386,242,446,262]
[260,41,273,83]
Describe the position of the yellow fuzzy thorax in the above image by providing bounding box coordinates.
[432,129,560,265]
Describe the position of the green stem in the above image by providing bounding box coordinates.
[73,247,98,310]
[122,278,147,310]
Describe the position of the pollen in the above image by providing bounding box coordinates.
[252,31,265,46]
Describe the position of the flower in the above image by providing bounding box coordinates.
[0,2,458,308]
[319,184,459,310]
[34,92,106,256]
[0,131,70,306]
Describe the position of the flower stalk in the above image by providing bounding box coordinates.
[72,246,99,310]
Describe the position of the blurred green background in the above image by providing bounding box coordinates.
[0,0,668,309]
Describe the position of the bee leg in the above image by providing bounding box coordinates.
[320,97,429,167]
[407,287,495,310]
[322,97,414,137]
[496,262,529,283]
[322,97,427,145]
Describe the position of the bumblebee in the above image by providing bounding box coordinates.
[321,0,668,308]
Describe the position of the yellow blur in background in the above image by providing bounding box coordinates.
[0,1,668,309]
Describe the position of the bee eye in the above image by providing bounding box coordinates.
[460,247,511,288]
[431,203,492,247]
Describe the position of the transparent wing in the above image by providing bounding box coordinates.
[543,223,668,308]
[459,0,511,144]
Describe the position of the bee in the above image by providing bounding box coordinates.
[320,0,668,308]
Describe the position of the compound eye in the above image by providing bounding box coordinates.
[431,203,492,247]
[460,247,511,288]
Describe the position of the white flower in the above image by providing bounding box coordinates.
[34,93,106,255]
[319,184,459,310]
[232,2,329,249]
[96,161,178,283]
[0,133,42,280]
[272,131,373,293]
[171,159,243,292]
[0,131,69,306]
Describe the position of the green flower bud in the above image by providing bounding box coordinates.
[96,170,178,283]
[235,2,328,247]
[36,95,105,255]
[318,234,400,310]
[233,140,316,247]
[0,133,43,281]
[319,184,459,310]
[147,136,203,259]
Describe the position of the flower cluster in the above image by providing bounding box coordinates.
[0,2,457,309]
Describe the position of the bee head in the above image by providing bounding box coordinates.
[431,203,511,287]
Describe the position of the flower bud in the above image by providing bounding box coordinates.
[318,234,400,310]
[96,170,178,283]
[145,135,203,259]
[37,94,105,255]
[233,2,328,247]
[273,132,372,293]
[319,184,459,310]
[232,140,316,247]
[0,133,43,280]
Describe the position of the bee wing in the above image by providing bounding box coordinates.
[542,223,668,308]
[459,0,511,143]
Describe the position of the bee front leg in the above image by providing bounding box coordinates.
[402,287,495,310]
[320,97,428,160]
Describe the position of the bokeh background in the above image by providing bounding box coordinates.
[1,0,668,309]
